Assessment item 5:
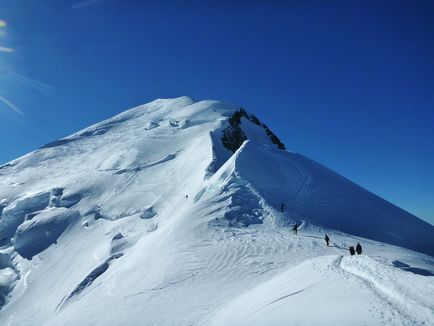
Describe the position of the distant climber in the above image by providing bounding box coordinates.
[356,242,362,255]
[185,195,189,199]
[324,234,330,246]
[349,246,355,256]
[280,203,285,212]
[292,223,299,235]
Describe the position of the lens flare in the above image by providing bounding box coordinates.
[0,46,13,53]
[0,19,12,51]
[7,70,53,94]
[0,94,23,116]
[0,18,21,115]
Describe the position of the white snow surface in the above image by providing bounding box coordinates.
[0,96,433,325]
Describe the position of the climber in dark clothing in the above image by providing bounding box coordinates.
[356,242,362,255]
[292,223,299,235]
[349,246,356,255]
[280,203,285,212]
[324,234,330,246]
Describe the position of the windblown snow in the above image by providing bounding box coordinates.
[0,96,433,325]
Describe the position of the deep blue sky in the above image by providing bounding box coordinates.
[0,1,433,224]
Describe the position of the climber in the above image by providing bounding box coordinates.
[324,234,330,246]
[356,242,362,255]
[292,223,299,235]
[280,203,285,212]
[349,246,355,255]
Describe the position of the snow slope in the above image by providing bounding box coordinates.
[0,96,433,325]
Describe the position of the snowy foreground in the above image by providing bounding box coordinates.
[0,97,433,325]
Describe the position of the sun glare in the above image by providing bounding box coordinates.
[0,18,21,115]
[0,46,13,53]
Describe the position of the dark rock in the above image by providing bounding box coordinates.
[222,126,247,153]
[113,232,124,240]
[222,109,286,153]
[66,253,123,300]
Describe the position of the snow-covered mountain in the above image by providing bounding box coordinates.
[0,96,433,325]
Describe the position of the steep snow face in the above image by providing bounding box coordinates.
[202,109,434,255]
[0,97,433,325]
[229,140,434,255]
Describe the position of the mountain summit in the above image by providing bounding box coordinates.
[0,97,433,325]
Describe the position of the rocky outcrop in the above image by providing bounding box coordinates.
[222,109,286,153]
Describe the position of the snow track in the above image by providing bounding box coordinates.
[339,256,434,324]
[210,252,434,326]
